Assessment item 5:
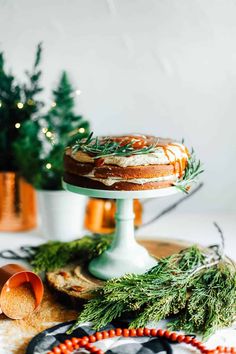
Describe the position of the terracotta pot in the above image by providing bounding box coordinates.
[0,172,37,231]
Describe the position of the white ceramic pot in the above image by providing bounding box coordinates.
[37,190,87,241]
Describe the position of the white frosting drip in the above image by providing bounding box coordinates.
[84,174,178,186]
[69,143,187,167]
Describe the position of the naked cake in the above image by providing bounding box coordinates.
[64,133,191,191]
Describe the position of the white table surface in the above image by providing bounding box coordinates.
[0,211,235,352]
[1,212,235,263]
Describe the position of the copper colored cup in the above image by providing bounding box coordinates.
[84,198,143,234]
[0,264,44,319]
[0,172,37,231]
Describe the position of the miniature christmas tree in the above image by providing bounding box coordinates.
[0,43,43,171]
[14,71,90,190]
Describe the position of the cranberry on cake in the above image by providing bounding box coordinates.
[63,133,200,191]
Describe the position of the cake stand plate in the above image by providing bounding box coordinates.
[63,182,179,280]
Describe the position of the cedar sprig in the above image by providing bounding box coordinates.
[169,261,236,338]
[72,132,156,159]
[69,246,213,332]
[29,233,113,273]
[71,229,236,338]
[174,149,204,193]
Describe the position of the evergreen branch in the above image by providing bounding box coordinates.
[34,42,43,68]
[174,149,204,193]
[23,42,43,103]
[29,233,113,273]
[168,261,236,339]
[71,234,236,338]
[14,70,90,189]
[71,246,208,331]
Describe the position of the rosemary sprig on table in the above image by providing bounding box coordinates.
[174,150,204,193]
[29,234,113,273]
[72,132,156,159]
[70,227,236,339]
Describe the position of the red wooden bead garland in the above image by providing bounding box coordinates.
[48,327,236,354]
[115,328,122,336]
[144,328,150,336]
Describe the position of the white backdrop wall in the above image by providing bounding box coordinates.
[0,0,236,212]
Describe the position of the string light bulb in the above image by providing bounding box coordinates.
[42,128,48,134]
[46,131,53,138]
[51,102,56,108]
[17,102,24,109]
[75,89,81,96]
[15,123,21,129]
[0,101,2,108]
[78,127,85,133]
[46,163,52,169]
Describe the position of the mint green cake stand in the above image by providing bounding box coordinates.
[63,181,179,280]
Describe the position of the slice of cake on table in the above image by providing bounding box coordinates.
[64,134,190,191]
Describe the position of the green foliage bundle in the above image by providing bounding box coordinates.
[23,226,235,338]
[72,244,236,338]
[28,233,113,273]
[14,71,90,190]
[0,43,43,171]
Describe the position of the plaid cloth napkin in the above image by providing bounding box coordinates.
[26,320,236,354]
[26,321,174,354]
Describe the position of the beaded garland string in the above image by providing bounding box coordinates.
[47,327,236,354]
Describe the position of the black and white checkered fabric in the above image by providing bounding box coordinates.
[26,321,175,354]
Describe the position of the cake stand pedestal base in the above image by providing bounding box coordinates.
[88,199,156,279]
[63,182,179,280]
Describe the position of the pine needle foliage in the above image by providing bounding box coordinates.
[23,225,235,338]
[0,43,43,171]
[29,233,113,273]
[14,71,90,190]
[169,261,236,338]
[72,246,236,339]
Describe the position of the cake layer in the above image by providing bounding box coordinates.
[64,172,174,191]
[64,154,185,179]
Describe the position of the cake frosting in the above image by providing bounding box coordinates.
[82,174,178,186]
[68,142,188,168]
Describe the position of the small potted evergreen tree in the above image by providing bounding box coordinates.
[0,44,43,231]
[14,71,90,240]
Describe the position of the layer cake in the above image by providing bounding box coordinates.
[64,134,189,191]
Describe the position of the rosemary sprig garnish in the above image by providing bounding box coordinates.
[72,132,156,159]
[174,149,204,193]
